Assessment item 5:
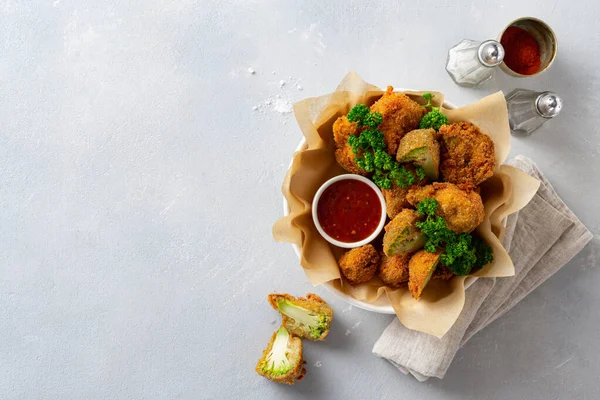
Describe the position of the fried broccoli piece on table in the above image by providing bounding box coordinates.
[255,326,306,385]
[338,244,380,286]
[268,293,333,341]
[382,209,426,256]
[408,249,442,300]
[396,128,440,180]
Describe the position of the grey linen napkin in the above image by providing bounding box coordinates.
[372,156,593,381]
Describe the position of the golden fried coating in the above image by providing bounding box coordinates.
[381,165,428,219]
[432,264,454,280]
[438,121,496,186]
[382,209,425,256]
[333,115,360,147]
[255,327,306,385]
[382,185,411,219]
[379,252,411,287]
[407,182,484,233]
[334,145,367,175]
[396,128,440,180]
[332,115,367,175]
[338,244,380,286]
[267,293,334,341]
[370,86,426,155]
[408,250,442,300]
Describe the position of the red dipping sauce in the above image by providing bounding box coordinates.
[316,179,382,243]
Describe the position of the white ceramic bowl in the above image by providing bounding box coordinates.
[282,93,477,314]
[311,174,387,249]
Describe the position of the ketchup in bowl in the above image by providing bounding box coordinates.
[316,179,383,243]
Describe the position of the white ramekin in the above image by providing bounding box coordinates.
[311,174,387,249]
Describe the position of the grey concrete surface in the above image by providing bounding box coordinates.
[1,0,599,399]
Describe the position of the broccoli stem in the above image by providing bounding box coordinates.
[265,327,292,375]
[278,300,319,328]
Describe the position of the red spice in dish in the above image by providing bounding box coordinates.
[500,26,542,75]
[316,179,382,243]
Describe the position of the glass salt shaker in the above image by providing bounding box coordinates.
[505,89,563,135]
[446,39,505,87]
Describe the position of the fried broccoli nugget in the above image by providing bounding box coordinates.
[396,128,440,180]
[379,252,411,287]
[382,185,411,219]
[256,326,306,385]
[332,116,368,175]
[381,165,428,219]
[370,86,426,155]
[333,115,359,147]
[438,121,496,186]
[338,244,380,286]
[432,264,454,280]
[334,145,368,175]
[408,250,442,300]
[407,182,484,233]
[383,209,425,256]
[268,293,333,341]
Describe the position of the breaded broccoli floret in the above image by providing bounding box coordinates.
[338,244,380,286]
[396,128,440,180]
[382,209,426,256]
[432,264,455,280]
[379,252,411,287]
[408,250,442,300]
[370,86,426,155]
[268,293,333,341]
[255,326,306,385]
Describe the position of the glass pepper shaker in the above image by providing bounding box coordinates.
[446,39,505,87]
[505,89,563,135]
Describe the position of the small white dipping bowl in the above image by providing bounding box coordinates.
[311,174,387,249]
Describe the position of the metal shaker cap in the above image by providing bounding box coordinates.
[536,92,562,118]
[478,40,505,67]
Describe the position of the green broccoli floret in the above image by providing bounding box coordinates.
[259,327,294,376]
[255,326,306,384]
[418,92,449,131]
[276,298,331,340]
